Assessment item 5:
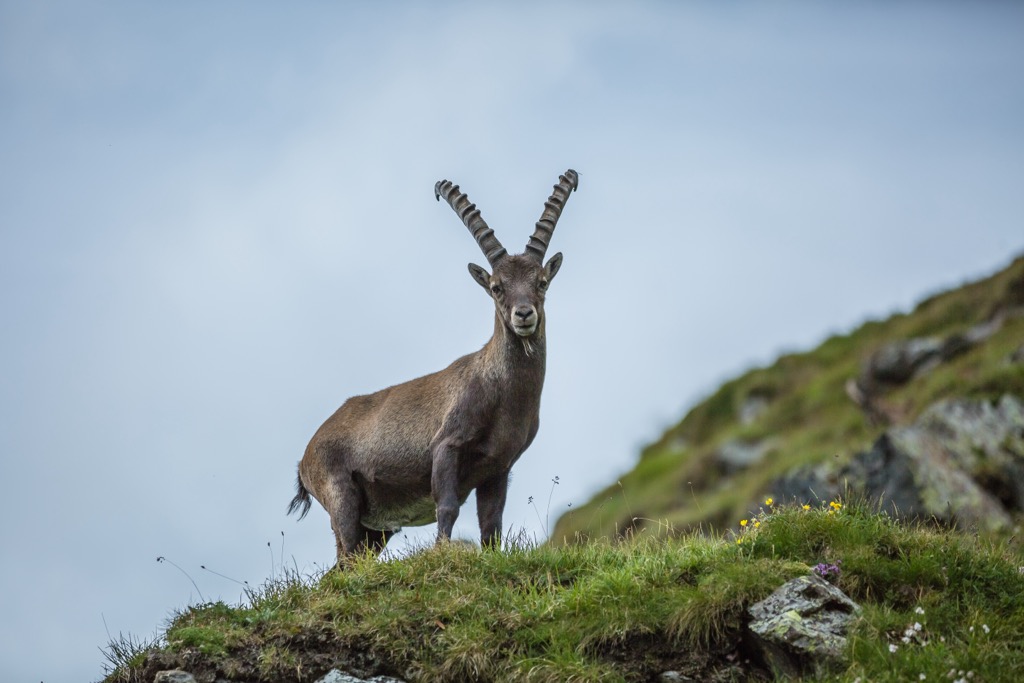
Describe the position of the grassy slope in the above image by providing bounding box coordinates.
[104,258,1024,682]
[106,502,1024,682]
[553,256,1024,542]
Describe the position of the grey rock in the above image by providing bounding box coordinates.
[154,671,198,683]
[747,574,860,678]
[768,464,840,508]
[866,337,944,386]
[919,395,1024,458]
[961,316,1003,345]
[739,394,771,425]
[766,395,1023,530]
[715,438,774,474]
[658,672,694,682]
[859,318,1003,395]
[917,396,1024,511]
[844,426,1012,532]
[921,395,1024,471]
[314,669,406,683]
[840,395,1024,530]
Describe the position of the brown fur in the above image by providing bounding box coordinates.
[289,172,577,563]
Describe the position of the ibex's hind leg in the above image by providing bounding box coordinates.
[321,470,365,565]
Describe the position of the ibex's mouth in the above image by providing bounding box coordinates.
[511,305,539,337]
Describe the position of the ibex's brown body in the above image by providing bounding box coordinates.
[289,170,578,562]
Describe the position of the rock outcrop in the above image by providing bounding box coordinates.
[770,395,1024,531]
[848,313,1015,425]
[314,670,406,683]
[747,574,861,678]
[154,671,198,683]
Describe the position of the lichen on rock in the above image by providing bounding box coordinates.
[747,574,861,678]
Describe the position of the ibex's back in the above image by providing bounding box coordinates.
[289,170,578,563]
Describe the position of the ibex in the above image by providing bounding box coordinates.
[288,169,579,562]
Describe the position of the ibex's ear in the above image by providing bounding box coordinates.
[544,252,563,282]
[468,263,492,291]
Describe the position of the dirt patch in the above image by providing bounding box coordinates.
[594,631,770,682]
[139,626,770,683]
[139,628,401,683]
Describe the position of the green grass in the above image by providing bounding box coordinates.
[104,503,1024,682]
[104,258,1024,681]
[554,256,1024,542]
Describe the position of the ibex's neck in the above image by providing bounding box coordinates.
[481,313,547,375]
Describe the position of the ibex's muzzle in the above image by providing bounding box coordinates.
[512,305,538,336]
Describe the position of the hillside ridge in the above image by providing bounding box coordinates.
[553,255,1024,541]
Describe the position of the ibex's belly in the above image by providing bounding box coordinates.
[361,495,437,532]
[360,480,484,532]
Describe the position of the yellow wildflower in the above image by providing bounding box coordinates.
[754,520,761,528]
[740,519,748,527]
[802,504,811,511]
[765,497,774,506]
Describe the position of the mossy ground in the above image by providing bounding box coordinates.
[104,502,1024,682]
[554,257,1024,542]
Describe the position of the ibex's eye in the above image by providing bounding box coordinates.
[490,284,503,296]
[538,280,548,290]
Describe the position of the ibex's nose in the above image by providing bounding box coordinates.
[514,307,535,321]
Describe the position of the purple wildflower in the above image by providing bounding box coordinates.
[813,560,842,581]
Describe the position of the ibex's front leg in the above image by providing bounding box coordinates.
[431,438,461,542]
[476,471,509,549]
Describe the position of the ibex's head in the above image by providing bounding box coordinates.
[435,170,578,338]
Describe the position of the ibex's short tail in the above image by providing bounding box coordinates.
[287,468,312,520]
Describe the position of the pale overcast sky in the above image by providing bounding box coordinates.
[2,2,1023,681]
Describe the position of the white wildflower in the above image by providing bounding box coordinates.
[982,624,990,634]
[920,675,926,681]
[915,606,926,615]
[889,643,899,653]
[914,622,922,631]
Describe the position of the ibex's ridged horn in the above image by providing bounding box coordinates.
[435,179,507,267]
[526,169,578,263]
